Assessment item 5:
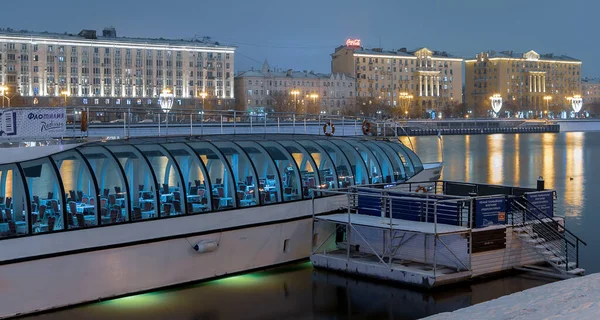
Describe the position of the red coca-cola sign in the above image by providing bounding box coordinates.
[345,39,361,48]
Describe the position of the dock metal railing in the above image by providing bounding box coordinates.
[509,196,587,271]
[56,106,406,139]
[311,187,473,276]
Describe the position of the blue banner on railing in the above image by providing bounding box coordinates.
[475,197,506,228]
[525,191,554,217]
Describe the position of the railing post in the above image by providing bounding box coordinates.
[277,116,280,133]
[264,112,267,134]
[576,240,579,268]
[354,119,358,135]
[304,116,307,134]
[233,111,237,135]
[342,116,345,136]
[318,114,321,136]
[190,113,193,136]
[293,114,296,134]
[158,113,161,137]
[200,112,204,135]
[250,113,253,134]
[220,114,223,134]
[123,111,126,139]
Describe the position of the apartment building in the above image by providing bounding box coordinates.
[465,50,581,114]
[582,77,600,106]
[0,27,235,108]
[331,41,463,114]
[235,60,355,114]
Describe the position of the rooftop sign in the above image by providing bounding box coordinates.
[345,39,361,48]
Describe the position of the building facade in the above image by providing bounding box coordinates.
[235,61,355,114]
[331,42,463,116]
[582,78,600,106]
[0,28,235,108]
[465,50,582,115]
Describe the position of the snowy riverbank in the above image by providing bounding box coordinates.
[424,273,600,320]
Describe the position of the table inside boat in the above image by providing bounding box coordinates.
[316,214,470,235]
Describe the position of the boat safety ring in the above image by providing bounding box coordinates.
[362,120,372,135]
[415,186,427,193]
[323,122,335,136]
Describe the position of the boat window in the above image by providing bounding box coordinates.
[20,158,63,233]
[78,146,131,223]
[137,145,187,217]
[105,145,157,221]
[278,140,321,198]
[296,140,339,190]
[338,140,382,184]
[401,143,424,174]
[373,142,408,180]
[211,141,259,208]
[359,141,398,183]
[314,140,357,186]
[162,143,211,214]
[187,142,236,211]
[0,164,28,238]
[385,142,417,178]
[52,150,99,228]
[256,141,302,201]
[234,141,282,204]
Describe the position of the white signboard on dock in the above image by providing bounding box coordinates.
[0,108,66,139]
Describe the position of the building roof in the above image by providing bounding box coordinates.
[0,27,236,51]
[582,78,600,84]
[467,50,580,62]
[334,45,461,59]
[236,61,354,80]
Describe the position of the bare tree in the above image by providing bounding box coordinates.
[271,90,294,113]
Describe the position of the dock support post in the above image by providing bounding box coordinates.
[347,193,351,261]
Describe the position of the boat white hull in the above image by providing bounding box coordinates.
[0,168,441,318]
[0,197,340,318]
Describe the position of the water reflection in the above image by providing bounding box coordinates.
[542,134,555,189]
[22,262,553,320]
[513,134,520,185]
[565,132,584,217]
[487,134,504,185]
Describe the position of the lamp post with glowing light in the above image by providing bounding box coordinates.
[399,92,413,119]
[61,90,70,107]
[309,93,319,115]
[290,90,300,115]
[543,95,552,118]
[159,88,174,136]
[0,86,8,108]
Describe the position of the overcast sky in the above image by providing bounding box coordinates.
[3,0,596,77]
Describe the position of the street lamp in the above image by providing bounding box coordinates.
[61,90,70,107]
[543,95,552,118]
[159,88,174,136]
[0,86,10,108]
[309,93,319,116]
[399,92,413,119]
[290,90,300,115]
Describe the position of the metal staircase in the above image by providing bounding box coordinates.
[509,197,586,278]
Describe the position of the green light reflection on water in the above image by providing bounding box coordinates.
[101,261,313,309]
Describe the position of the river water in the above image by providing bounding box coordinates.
[24,132,598,320]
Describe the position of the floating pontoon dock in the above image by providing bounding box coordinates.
[310,180,586,289]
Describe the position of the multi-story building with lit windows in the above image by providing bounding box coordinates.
[465,50,582,115]
[582,77,600,106]
[235,60,355,114]
[331,40,463,115]
[0,27,235,108]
